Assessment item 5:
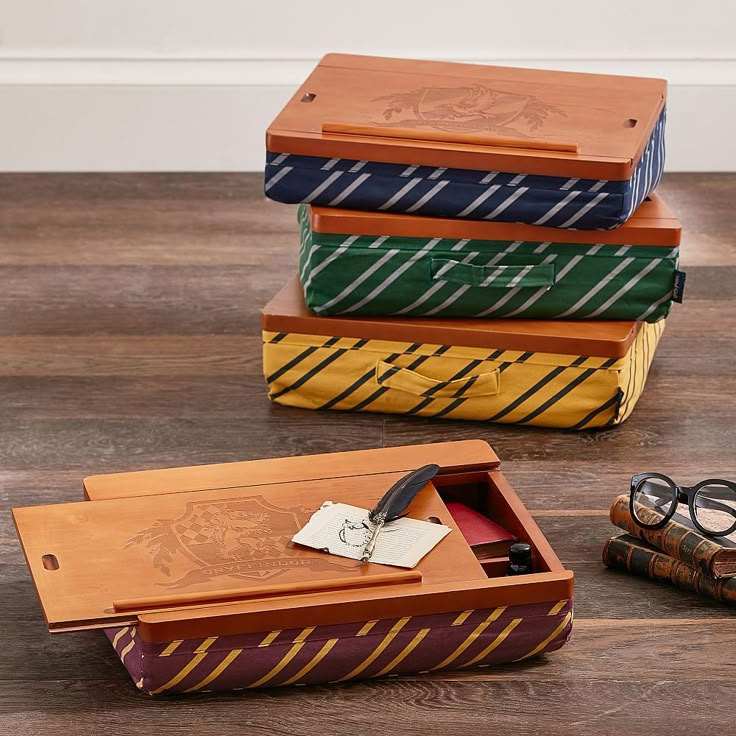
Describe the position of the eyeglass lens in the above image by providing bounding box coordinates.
[693,484,736,535]
[632,477,675,526]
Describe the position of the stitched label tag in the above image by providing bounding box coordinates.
[673,271,687,303]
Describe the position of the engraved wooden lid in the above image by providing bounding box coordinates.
[13,441,573,640]
[266,53,667,180]
[309,192,681,247]
[262,276,641,359]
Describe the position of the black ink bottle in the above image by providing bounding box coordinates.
[507,542,533,575]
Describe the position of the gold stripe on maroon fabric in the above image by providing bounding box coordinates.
[159,639,183,657]
[513,611,573,662]
[330,616,411,683]
[181,648,244,693]
[459,618,523,669]
[547,599,568,616]
[278,638,340,686]
[425,606,506,672]
[372,628,430,678]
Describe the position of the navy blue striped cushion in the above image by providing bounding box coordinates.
[265,107,665,230]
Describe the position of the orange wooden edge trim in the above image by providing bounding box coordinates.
[321,123,579,153]
[114,570,422,613]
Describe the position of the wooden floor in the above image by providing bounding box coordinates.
[2,173,735,735]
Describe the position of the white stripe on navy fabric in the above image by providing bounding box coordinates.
[555,257,635,317]
[342,239,443,314]
[509,175,526,186]
[482,187,529,220]
[378,178,422,210]
[456,185,501,217]
[532,190,581,226]
[428,168,447,180]
[561,178,580,191]
[405,180,450,213]
[321,158,341,171]
[349,160,367,173]
[328,173,371,207]
[558,192,609,228]
[479,172,499,185]
[302,171,344,203]
[400,165,419,177]
[585,259,663,318]
[302,235,360,290]
[588,180,607,192]
[264,166,294,191]
[270,153,290,166]
[314,249,401,313]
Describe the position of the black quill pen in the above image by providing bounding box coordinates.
[360,464,440,563]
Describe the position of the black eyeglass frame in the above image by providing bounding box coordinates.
[629,472,736,537]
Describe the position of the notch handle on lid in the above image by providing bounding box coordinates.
[322,123,579,153]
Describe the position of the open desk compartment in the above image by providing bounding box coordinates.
[13,440,573,694]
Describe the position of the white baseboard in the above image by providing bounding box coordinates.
[0,57,733,172]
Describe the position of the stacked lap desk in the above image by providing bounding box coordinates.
[263,54,682,429]
[12,441,573,694]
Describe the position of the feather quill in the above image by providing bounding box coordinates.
[360,464,440,563]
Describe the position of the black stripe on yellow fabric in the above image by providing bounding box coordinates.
[317,344,422,411]
[268,332,288,344]
[568,391,622,430]
[270,339,368,400]
[376,365,402,384]
[351,345,451,412]
[620,327,639,420]
[405,349,505,416]
[604,389,626,427]
[486,366,567,421]
[266,336,341,383]
[453,375,478,398]
[428,352,535,420]
[516,366,597,425]
[487,356,587,423]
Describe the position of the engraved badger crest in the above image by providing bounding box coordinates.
[124,495,345,588]
[374,84,564,137]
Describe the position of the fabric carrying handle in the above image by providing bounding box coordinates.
[430,258,556,289]
[375,360,500,399]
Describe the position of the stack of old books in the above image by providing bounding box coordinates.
[262,54,684,429]
[604,495,736,605]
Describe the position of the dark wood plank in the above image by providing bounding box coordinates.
[2,172,736,734]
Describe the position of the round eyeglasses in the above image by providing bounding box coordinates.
[630,473,736,537]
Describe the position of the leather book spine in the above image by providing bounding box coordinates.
[602,535,736,605]
[609,494,724,578]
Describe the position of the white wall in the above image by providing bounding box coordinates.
[0,0,733,171]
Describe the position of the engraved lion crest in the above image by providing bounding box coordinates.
[124,495,315,587]
[374,84,564,137]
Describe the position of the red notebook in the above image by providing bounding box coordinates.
[446,502,517,559]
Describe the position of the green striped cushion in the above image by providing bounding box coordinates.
[298,205,679,322]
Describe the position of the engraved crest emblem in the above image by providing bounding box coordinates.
[125,495,348,589]
[374,84,564,137]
